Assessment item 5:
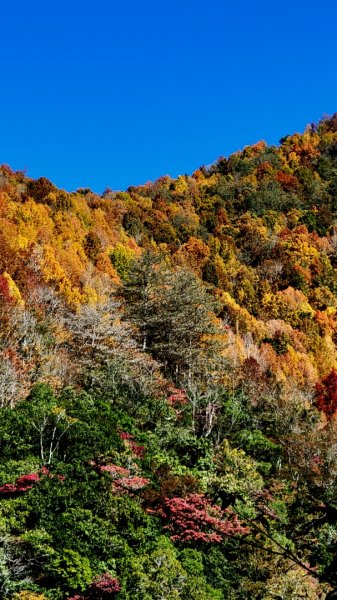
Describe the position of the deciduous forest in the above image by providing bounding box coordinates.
[2,115,337,598]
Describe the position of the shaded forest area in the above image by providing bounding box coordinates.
[1,115,337,598]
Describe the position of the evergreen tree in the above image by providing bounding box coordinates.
[123,253,223,385]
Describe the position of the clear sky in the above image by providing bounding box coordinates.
[1,0,337,193]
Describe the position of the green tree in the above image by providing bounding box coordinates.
[123,253,223,385]
[47,548,92,594]
[120,537,187,600]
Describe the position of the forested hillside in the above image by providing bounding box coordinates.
[2,115,337,598]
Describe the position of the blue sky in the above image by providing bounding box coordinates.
[1,0,337,193]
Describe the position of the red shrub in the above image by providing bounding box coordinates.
[68,574,121,599]
[0,467,64,497]
[16,473,40,487]
[118,431,146,458]
[90,574,121,597]
[167,386,188,406]
[129,442,145,458]
[100,465,130,478]
[114,476,150,492]
[118,431,134,441]
[0,472,40,496]
[0,483,20,495]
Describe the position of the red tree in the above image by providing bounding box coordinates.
[0,274,12,303]
[315,368,337,419]
[156,493,249,543]
[68,574,120,599]
[89,574,121,598]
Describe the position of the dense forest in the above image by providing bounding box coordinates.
[2,115,337,598]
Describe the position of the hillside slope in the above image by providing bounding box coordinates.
[1,115,337,598]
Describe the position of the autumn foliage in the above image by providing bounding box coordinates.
[68,574,121,599]
[156,493,249,543]
[315,368,337,419]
